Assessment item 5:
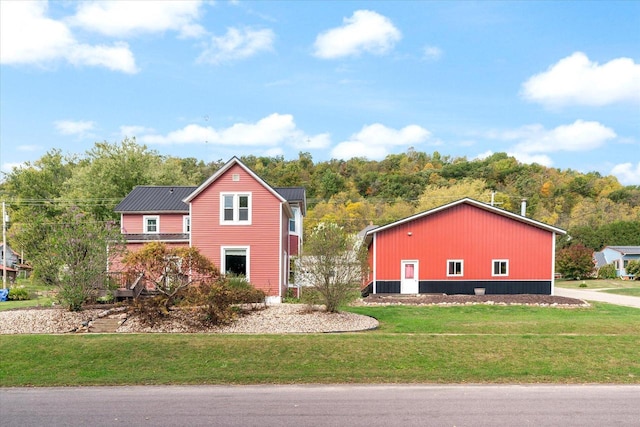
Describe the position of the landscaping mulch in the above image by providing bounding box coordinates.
[361,294,587,306]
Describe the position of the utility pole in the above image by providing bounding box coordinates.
[2,201,7,290]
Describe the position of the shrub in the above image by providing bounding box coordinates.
[597,263,617,279]
[180,277,266,326]
[8,287,31,301]
[627,260,640,279]
[128,296,170,327]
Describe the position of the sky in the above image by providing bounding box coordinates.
[1,0,639,185]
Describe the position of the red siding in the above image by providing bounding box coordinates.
[190,164,284,296]
[121,213,185,234]
[373,204,553,281]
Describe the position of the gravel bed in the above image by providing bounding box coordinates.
[0,304,379,334]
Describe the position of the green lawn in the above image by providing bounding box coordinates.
[1,302,639,386]
[555,278,636,289]
[0,279,55,312]
[602,288,640,297]
[555,278,640,297]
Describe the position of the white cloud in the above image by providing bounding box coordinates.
[70,1,206,38]
[138,113,330,149]
[423,45,442,61]
[509,120,616,154]
[54,120,96,138]
[522,52,640,107]
[1,163,26,174]
[0,1,137,73]
[611,162,640,185]
[474,150,494,160]
[507,152,553,167]
[197,27,275,64]
[314,10,401,59]
[331,123,431,160]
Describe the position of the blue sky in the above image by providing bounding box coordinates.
[1,1,639,184]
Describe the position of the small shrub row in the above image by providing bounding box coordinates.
[7,287,31,301]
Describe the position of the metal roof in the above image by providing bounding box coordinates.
[114,186,196,213]
[605,246,640,255]
[274,186,307,214]
[115,158,307,215]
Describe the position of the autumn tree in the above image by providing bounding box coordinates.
[556,244,595,280]
[417,179,492,212]
[298,222,368,313]
[123,242,219,309]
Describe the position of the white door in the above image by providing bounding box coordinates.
[401,260,419,294]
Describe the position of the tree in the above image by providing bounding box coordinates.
[556,244,595,280]
[626,260,640,279]
[298,222,368,312]
[14,207,125,311]
[123,242,219,309]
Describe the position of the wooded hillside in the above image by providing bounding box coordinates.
[2,139,639,252]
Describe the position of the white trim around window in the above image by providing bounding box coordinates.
[447,259,464,277]
[143,215,159,234]
[220,246,250,280]
[220,193,252,225]
[183,215,190,233]
[492,259,509,277]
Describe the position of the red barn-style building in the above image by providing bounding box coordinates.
[363,198,566,296]
[113,157,305,303]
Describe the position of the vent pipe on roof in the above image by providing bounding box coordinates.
[521,199,527,217]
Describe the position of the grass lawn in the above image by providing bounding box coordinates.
[555,278,636,289]
[1,302,639,386]
[0,279,55,312]
[556,278,640,297]
[602,288,640,297]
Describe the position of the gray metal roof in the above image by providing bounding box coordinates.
[274,187,306,214]
[606,246,640,255]
[114,186,196,213]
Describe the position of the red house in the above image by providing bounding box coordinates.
[113,157,306,303]
[363,198,566,296]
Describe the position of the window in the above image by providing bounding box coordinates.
[623,260,629,268]
[289,206,299,233]
[220,193,251,225]
[447,260,463,277]
[492,260,509,276]
[222,247,249,278]
[144,216,159,233]
[183,216,190,233]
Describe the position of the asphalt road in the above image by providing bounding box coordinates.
[2,385,639,426]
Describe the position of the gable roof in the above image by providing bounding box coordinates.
[183,157,288,205]
[114,186,196,213]
[114,158,307,216]
[364,197,566,245]
[605,246,640,255]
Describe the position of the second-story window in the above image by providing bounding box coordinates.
[289,206,299,233]
[144,215,159,233]
[221,193,251,225]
